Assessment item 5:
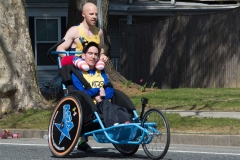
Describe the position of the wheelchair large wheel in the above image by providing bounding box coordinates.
[113,144,139,156]
[48,95,82,158]
[141,108,170,160]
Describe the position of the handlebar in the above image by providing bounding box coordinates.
[47,39,65,64]
[140,98,148,120]
[47,39,82,64]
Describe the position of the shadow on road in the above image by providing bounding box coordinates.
[55,148,149,159]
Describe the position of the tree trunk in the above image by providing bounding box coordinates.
[0,0,48,114]
[100,0,127,83]
[68,0,128,84]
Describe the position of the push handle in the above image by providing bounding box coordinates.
[47,39,65,64]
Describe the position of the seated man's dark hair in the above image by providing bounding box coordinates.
[82,42,100,54]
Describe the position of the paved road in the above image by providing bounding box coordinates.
[0,138,239,160]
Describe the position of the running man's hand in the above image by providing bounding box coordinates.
[100,54,108,62]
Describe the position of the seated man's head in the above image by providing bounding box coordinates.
[82,42,100,69]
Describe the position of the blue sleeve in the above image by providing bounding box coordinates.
[101,70,114,99]
[72,71,100,97]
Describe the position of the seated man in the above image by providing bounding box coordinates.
[72,42,130,152]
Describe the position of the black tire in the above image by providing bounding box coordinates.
[113,144,139,156]
[141,108,170,160]
[48,95,82,158]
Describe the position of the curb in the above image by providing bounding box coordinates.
[162,110,240,119]
[171,134,240,146]
[2,129,48,139]
[2,129,240,147]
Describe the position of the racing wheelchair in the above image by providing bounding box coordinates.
[46,40,170,160]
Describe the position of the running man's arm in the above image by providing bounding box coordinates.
[57,26,79,57]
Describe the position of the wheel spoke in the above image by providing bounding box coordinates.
[141,108,170,159]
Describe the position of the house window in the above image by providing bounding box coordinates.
[35,18,61,68]
[36,19,58,41]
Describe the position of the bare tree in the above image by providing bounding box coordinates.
[67,0,127,83]
[0,0,48,114]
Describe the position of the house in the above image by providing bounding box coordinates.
[25,0,239,87]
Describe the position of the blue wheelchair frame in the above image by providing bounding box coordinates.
[47,40,170,160]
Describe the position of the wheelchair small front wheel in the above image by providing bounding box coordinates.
[141,108,170,160]
[48,95,82,158]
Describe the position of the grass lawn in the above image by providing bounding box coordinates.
[130,88,240,111]
[0,88,240,135]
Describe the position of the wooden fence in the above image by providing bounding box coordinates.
[119,7,240,89]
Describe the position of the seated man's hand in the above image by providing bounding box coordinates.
[95,95,102,103]
[99,87,106,97]
[95,88,106,103]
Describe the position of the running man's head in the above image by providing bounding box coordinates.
[82,2,98,26]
